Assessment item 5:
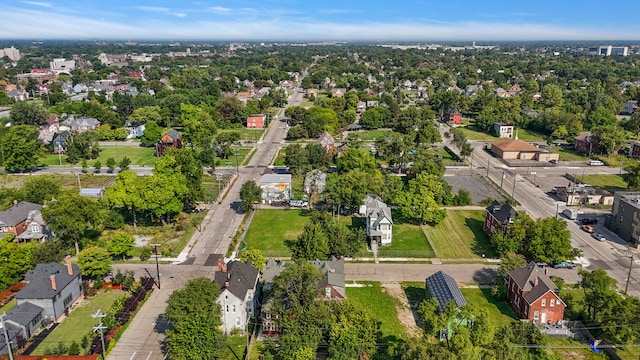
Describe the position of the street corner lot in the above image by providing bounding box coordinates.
[444,174,505,204]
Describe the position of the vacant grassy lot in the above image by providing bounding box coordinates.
[425,210,497,258]
[436,148,458,162]
[41,146,157,167]
[546,338,607,360]
[378,222,435,258]
[514,128,546,142]
[221,335,248,360]
[581,174,628,192]
[456,126,497,141]
[244,209,311,256]
[361,129,392,140]
[33,290,126,355]
[347,283,407,341]
[549,147,590,162]
[219,128,264,142]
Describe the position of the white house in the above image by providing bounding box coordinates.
[493,122,515,138]
[360,194,393,246]
[213,260,260,334]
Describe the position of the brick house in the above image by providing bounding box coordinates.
[154,130,182,157]
[483,200,517,236]
[246,114,266,129]
[629,142,640,160]
[0,201,47,241]
[574,132,597,154]
[318,132,335,153]
[444,109,462,125]
[507,262,565,324]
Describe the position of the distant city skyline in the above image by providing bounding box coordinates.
[0,0,639,41]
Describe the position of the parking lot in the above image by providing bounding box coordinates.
[444,172,506,204]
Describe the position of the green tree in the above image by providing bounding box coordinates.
[106,157,116,173]
[128,105,163,125]
[140,121,162,147]
[9,101,48,125]
[395,173,447,225]
[302,106,339,137]
[376,132,412,173]
[239,180,262,211]
[289,222,329,260]
[77,246,112,278]
[164,148,204,203]
[165,277,225,360]
[541,84,563,108]
[0,125,44,172]
[119,156,131,171]
[180,103,217,148]
[579,268,617,322]
[271,260,322,312]
[41,192,105,255]
[283,144,308,175]
[327,301,378,360]
[325,169,382,211]
[105,170,143,226]
[0,235,36,290]
[22,175,60,204]
[238,248,266,270]
[94,160,102,173]
[623,162,640,190]
[335,148,377,174]
[108,231,135,260]
[140,156,189,225]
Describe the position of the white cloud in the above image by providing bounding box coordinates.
[135,6,170,12]
[21,1,53,7]
[0,6,638,41]
[209,6,232,14]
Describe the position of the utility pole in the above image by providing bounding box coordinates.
[234,143,239,175]
[1,313,14,360]
[500,170,506,188]
[150,243,161,289]
[512,171,517,198]
[625,255,634,294]
[92,310,107,360]
[486,158,491,177]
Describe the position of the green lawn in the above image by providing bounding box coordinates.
[546,338,608,360]
[219,128,264,142]
[221,335,248,360]
[436,148,458,162]
[459,288,518,326]
[581,174,628,192]
[425,210,497,258]
[456,126,497,142]
[549,147,590,162]
[514,128,547,142]
[273,148,286,166]
[378,222,435,258]
[244,209,311,257]
[41,146,157,167]
[0,299,16,313]
[347,283,407,341]
[33,290,126,355]
[361,129,392,141]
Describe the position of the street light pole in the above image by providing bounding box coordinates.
[1,313,14,360]
[150,243,161,289]
[625,255,634,294]
[500,171,505,188]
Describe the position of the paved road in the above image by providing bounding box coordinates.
[440,124,640,298]
[107,89,303,360]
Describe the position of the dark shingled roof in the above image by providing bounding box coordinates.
[426,271,467,313]
[0,201,41,227]
[508,262,560,305]
[213,260,259,300]
[485,200,517,225]
[17,262,81,300]
[6,302,44,327]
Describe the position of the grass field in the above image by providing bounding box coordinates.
[546,338,608,360]
[221,335,248,360]
[378,222,435,258]
[219,128,264,142]
[456,126,497,141]
[581,174,628,192]
[347,283,407,341]
[425,210,497,258]
[460,288,518,326]
[436,148,458,162]
[360,129,392,140]
[513,128,546,142]
[244,209,311,256]
[549,147,590,162]
[33,290,126,355]
[0,299,16,313]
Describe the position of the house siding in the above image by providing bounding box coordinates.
[17,276,83,323]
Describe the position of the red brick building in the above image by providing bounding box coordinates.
[507,262,565,324]
[444,108,462,125]
[246,114,266,129]
[483,200,517,237]
[155,130,182,157]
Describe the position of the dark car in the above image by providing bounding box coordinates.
[554,261,576,269]
[579,217,598,225]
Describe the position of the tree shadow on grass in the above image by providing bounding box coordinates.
[465,217,498,258]
[404,285,426,328]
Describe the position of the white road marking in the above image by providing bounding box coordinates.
[129,352,137,360]
[145,352,153,360]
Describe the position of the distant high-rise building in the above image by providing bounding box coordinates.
[587,45,629,56]
[0,46,22,61]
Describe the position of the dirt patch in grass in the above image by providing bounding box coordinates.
[381,282,422,338]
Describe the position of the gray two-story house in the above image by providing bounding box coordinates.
[16,256,84,323]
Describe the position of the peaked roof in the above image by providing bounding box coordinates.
[508,262,559,304]
[365,194,393,225]
[318,131,335,146]
[17,262,81,300]
[491,139,540,152]
[213,260,259,300]
[0,201,42,227]
[309,256,346,298]
[485,200,517,225]
[6,302,44,327]
[426,271,467,313]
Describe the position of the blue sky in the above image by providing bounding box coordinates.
[0,0,639,41]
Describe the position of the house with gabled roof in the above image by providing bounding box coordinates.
[16,256,83,323]
[318,131,335,153]
[154,130,182,157]
[4,302,44,340]
[443,108,462,125]
[507,262,565,324]
[426,271,467,313]
[483,200,517,237]
[361,194,393,246]
[213,259,260,334]
[0,201,47,242]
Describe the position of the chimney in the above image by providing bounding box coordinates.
[224,280,230,288]
[544,268,548,275]
[50,275,57,291]
[66,255,73,276]
[533,278,539,287]
[218,259,223,271]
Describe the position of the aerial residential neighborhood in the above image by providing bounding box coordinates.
[1,2,640,359]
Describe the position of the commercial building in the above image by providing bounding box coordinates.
[605,192,640,247]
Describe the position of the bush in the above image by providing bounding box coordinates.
[104,209,125,230]
[139,247,152,261]
[452,189,472,206]
[68,341,81,355]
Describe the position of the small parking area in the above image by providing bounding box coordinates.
[444,173,505,204]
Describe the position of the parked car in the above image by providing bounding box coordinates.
[582,225,595,233]
[579,217,598,225]
[591,233,606,242]
[554,261,576,269]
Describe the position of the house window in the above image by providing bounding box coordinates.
[236,317,241,326]
[550,299,555,307]
[525,305,529,316]
[30,225,40,232]
[226,305,229,312]
[63,294,73,307]
[533,311,540,321]
[31,313,42,327]
[232,305,236,313]
[541,299,546,307]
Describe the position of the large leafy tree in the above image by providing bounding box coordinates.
[395,173,447,225]
[0,125,44,172]
[140,156,189,225]
[239,180,262,211]
[41,192,105,255]
[77,246,112,278]
[0,235,36,290]
[376,132,413,173]
[623,162,640,190]
[105,170,143,227]
[180,103,217,148]
[108,231,135,260]
[270,260,322,312]
[165,277,225,360]
[9,101,48,125]
[22,175,60,204]
[140,121,163,147]
[289,222,329,261]
[164,148,203,204]
[283,144,308,175]
[302,106,339,137]
[335,148,377,174]
[128,105,163,125]
[325,169,382,211]
[579,268,617,322]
